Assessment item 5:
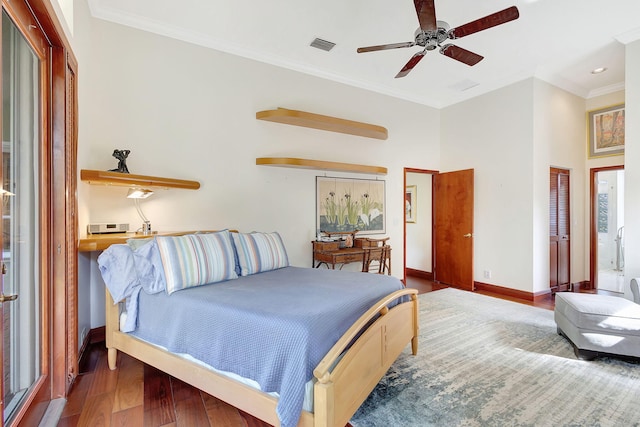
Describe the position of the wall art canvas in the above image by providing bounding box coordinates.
[588,104,625,158]
[316,176,385,235]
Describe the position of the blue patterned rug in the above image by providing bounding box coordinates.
[350,288,640,427]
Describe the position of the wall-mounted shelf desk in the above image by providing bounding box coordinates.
[78,230,222,252]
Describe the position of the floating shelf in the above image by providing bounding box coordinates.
[256,108,388,140]
[78,229,222,252]
[80,169,200,190]
[256,157,387,175]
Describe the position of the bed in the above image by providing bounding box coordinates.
[99,230,419,427]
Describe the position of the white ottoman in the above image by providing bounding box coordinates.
[554,292,640,360]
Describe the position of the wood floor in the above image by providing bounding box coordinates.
[57,276,588,427]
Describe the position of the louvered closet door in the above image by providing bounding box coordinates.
[550,168,570,292]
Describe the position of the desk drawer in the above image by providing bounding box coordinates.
[313,241,339,251]
[336,253,363,264]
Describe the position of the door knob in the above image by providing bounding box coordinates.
[0,294,18,303]
[463,233,472,238]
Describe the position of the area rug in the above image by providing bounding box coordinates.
[350,288,640,427]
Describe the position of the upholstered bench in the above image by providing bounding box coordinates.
[554,291,640,360]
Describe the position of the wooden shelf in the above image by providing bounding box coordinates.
[256,108,388,140]
[78,230,221,252]
[256,157,387,175]
[80,169,200,190]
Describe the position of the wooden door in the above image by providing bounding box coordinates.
[434,169,474,291]
[550,168,570,292]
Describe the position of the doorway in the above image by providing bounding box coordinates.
[404,169,435,282]
[550,167,571,292]
[403,168,474,291]
[590,166,625,293]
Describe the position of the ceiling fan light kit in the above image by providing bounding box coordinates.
[357,1,519,78]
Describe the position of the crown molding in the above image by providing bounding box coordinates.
[615,26,640,45]
[587,82,626,99]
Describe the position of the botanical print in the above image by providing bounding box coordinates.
[588,104,624,157]
[316,177,385,235]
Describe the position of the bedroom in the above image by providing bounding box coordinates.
[72,0,638,320]
[73,0,637,417]
[3,0,640,425]
[69,0,637,421]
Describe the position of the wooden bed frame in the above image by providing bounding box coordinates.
[105,286,419,427]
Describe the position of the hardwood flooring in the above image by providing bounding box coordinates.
[58,343,267,427]
[59,276,599,427]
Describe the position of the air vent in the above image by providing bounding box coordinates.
[310,38,336,52]
[448,79,479,92]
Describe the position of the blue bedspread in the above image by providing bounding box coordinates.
[131,266,404,427]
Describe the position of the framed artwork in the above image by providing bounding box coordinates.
[588,104,625,158]
[405,185,416,223]
[316,176,385,235]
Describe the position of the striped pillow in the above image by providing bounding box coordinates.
[232,232,289,276]
[156,230,238,294]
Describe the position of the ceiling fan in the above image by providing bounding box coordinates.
[357,0,519,78]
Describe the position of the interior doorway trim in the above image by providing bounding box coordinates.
[403,167,437,285]
[589,165,624,290]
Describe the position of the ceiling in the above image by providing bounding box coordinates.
[88,0,640,109]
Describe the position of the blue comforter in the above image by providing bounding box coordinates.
[131,266,404,427]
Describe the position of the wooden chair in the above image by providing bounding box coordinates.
[360,237,391,275]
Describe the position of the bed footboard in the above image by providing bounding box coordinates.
[313,288,419,427]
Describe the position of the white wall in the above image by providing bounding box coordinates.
[406,172,432,272]
[78,12,440,266]
[533,80,587,294]
[624,40,640,300]
[441,79,535,292]
[584,90,625,288]
[53,0,74,35]
[441,79,587,294]
[75,7,441,327]
[74,0,99,335]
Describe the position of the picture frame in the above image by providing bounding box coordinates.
[316,176,385,235]
[588,103,625,158]
[405,185,416,223]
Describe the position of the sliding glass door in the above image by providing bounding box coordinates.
[1,9,42,425]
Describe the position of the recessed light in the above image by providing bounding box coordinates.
[591,67,608,74]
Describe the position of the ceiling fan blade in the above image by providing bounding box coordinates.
[395,51,426,78]
[357,42,415,53]
[448,6,519,39]
[414,0,437,32]
[440,44,483,66]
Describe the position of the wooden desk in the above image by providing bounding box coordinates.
[312,241,364,269]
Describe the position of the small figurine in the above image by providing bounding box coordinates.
[109,149,130,173]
